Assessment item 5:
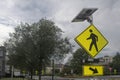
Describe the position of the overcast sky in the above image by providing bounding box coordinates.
[0,0,120,58]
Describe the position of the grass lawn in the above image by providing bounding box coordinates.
[0,78,28,80]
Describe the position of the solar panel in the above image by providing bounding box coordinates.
[72,8,98,22]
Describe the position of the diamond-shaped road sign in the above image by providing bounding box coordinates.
[75,24,108,58]
[83,65,103,76]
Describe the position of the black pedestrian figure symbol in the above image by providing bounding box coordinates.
[87,29,98,52]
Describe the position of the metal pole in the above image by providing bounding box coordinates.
[11,66,14,80]
[87,15,93,25]
[52,60,54,80]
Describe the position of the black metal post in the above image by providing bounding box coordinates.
[52,60,54,80]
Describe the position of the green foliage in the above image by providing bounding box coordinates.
[4,19,72,79]
[61,65,71,76]
[69,48,89,75]
[109,52,120,74]
[104,66,110,75]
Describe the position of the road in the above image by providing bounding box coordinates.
[32,75,120,80]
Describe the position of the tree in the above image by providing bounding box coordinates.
[61,65,71,76]
[69,48,89,75]
[4,19,72,80]
[109,52,120,74]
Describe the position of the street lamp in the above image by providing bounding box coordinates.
[72,8,98,24]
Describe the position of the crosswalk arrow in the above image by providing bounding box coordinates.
[89,67,98,74]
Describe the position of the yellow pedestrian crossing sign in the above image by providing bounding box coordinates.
[83,65,103,76]
[75,24,108,58]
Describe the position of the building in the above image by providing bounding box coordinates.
[84,55,113,66]
[46,63,64,74]
[97,55,113,65]
[0,46,6,77]
[103,55,113,64]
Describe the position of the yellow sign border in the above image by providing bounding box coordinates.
[83,65,104,76]
[75,24,108,58]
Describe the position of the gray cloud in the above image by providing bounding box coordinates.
[0,16,18,26]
